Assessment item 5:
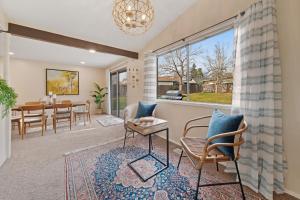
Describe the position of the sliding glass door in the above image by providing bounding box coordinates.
[110,69,127,117]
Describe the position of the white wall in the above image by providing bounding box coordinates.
[0,8,10,167]
[10,58,107,113]
[108,0,300,196]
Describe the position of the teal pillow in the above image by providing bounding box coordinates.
[135,102,157,118]
[207,110,243,158]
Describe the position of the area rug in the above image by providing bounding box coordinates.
[96,115,124,127]
[65,136,266,200]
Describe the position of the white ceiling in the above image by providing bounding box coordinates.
[0,0,197,67]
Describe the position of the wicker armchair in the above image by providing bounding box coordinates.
[177,116,248,200]
[122,103,156,148]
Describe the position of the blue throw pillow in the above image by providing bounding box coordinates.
[207,110,243,159]
[135,102,157,118]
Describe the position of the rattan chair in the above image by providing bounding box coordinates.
[20,104,47,139]
[177,116,248,200]
[52,103,72,133]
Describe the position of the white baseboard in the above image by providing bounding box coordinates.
[285,189,300,199]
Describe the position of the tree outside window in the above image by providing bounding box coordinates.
[157,28,234,104]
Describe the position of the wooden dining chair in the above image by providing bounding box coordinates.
[11,115,21,135]
[73,100,91,126]
[177,115,248,200]
[52,103,72,133]
[20,104,47,139]
[24,101,48,127]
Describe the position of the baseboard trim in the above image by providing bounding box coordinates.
[285,189,300,199]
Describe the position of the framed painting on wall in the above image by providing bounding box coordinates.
[46,69,79,95]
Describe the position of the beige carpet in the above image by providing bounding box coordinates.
[0,115,297,200]
[0,116,124,200]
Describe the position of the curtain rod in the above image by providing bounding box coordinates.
[152,11,245,53]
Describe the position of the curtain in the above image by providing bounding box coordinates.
[231,0,286,199]
[143,52,157,103]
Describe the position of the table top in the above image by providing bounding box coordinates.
[12,102,86,111]
[127,117,168,135]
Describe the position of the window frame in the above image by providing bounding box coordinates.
[156,22,235,106]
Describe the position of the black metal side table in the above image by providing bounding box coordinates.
[127,118,169,182]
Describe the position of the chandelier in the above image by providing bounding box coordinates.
[112,0,154,35]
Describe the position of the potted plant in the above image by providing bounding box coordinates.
[91,83,107,114]
[0,78,17,118]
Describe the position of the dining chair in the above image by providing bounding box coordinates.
[11,115,21,135]
[73,100,91,126]
[177,115,248,200]
[52,103,72,133]
[20,104,47,139]
[24,101,48,127]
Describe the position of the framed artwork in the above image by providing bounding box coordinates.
[46,69,79,95]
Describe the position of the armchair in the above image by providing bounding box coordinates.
[122,103,156,148]
[177,115,248,200]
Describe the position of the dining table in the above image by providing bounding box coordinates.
[12,101,86,111]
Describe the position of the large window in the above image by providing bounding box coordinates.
[157,28,235,104]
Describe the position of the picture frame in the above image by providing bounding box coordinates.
[46,69,79,95]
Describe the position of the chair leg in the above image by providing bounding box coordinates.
[216,162,219,171]
[41,121,44,136]
[195,168,202,200]
[18,121,21,135]
[123,129,128,148]
[177,149,183,169]
[69,118,72,130]
[53,118,56,133]
[45,119,47,130]
[234,160,246,200]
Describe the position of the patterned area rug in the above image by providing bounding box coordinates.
[65,136,267,200]
[96,115,124,127]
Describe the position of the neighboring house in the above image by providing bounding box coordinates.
[202,73,233,93]
[157,76,201,95]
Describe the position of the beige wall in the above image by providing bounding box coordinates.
[108,0,300,196]
[10,58,107,113]
[276,0,300,196]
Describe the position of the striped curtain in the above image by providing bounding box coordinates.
[231,0,286,199]
[143,52,157,103]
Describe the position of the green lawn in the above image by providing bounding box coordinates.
[111,96,127,110]
[183,92,232,104]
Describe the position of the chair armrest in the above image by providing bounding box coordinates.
[201,121,248,160]
[183,116,211,137]
[183,125,209,137]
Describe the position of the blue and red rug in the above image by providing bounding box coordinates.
[65,136,264,200]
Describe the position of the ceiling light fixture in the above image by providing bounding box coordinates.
[89,49,96,53]
[8,52,14,55]
[80,61,86,65]
[112,0,154,35]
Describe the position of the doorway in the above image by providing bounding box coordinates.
[110,69,127,117]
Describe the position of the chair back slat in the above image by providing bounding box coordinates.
[53,103,72,115]
[20,104,45,120]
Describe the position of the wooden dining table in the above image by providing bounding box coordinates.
[12,102,86,111]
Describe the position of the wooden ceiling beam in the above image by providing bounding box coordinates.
[8,23,139,59]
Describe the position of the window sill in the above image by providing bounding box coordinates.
[156,99,232,110]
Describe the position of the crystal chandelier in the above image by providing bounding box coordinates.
[112,0,154,35]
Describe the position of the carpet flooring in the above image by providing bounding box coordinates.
[0,115,297,200]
